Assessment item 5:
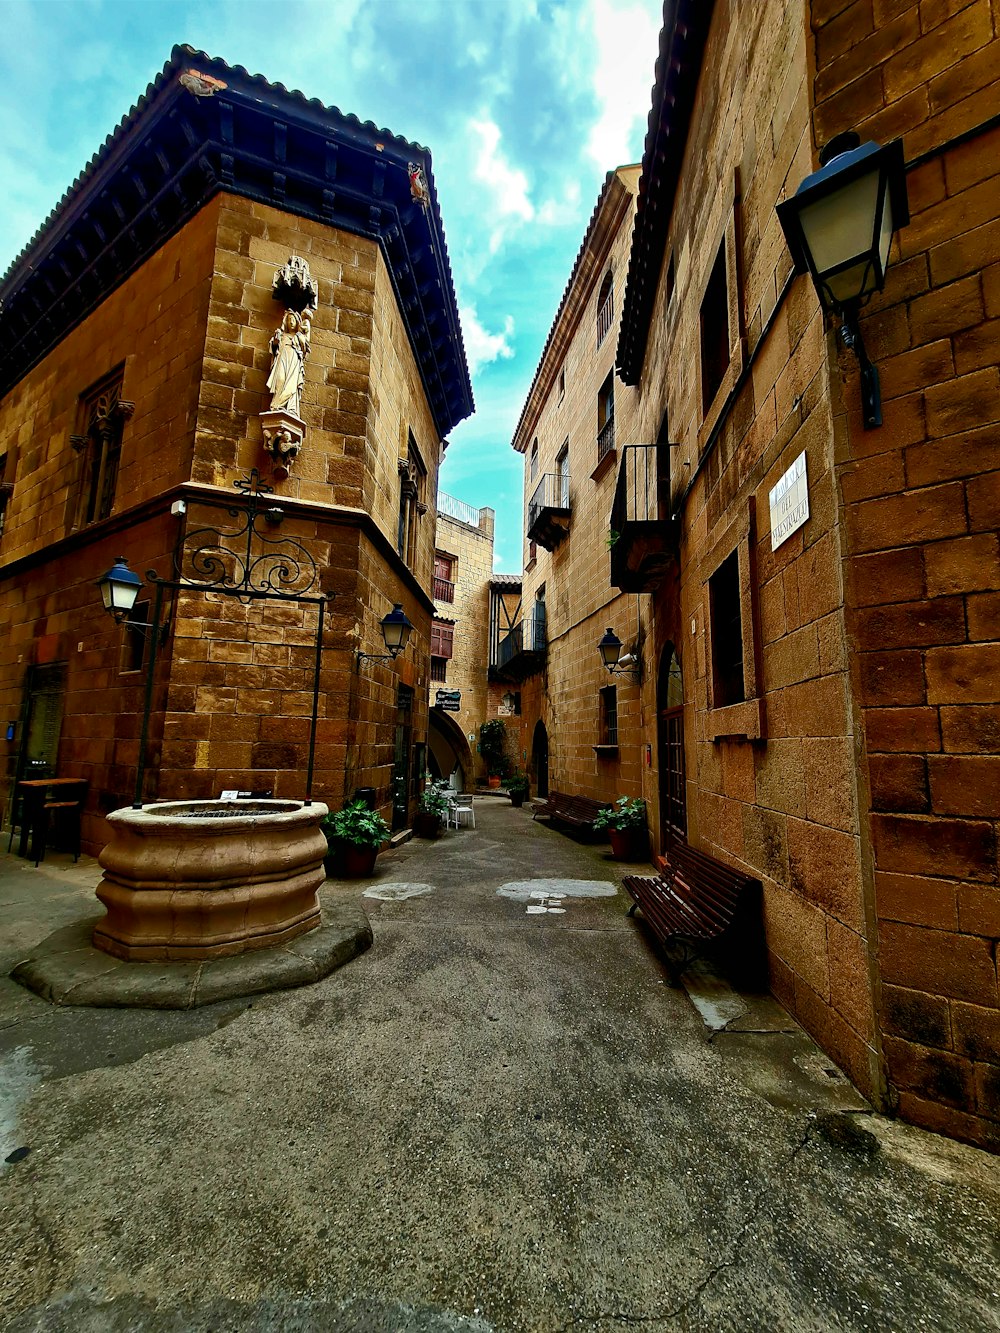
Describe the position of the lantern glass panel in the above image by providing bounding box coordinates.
[99,565,141,616]
[797,170,879,283]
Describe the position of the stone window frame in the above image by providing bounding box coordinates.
[596,268,614,348]
[599,683,619,747]
[397,432,428,569]
[70,364,134,529]
[696,170,747,454]
[700,497,764,742]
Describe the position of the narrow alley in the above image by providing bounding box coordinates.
[1,799,998,1332]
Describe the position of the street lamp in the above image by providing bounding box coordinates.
[96,556,142,623]
[776,132,909,429]
[357,603,414,671]
[597,627,641,681]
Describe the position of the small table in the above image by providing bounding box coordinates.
[16,778,88,862]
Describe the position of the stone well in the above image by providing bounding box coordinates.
[93,799,328,962]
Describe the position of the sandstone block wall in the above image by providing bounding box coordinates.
[811,0,1000,1148]
[0,194,444,844]
[432,506,494,777]
[514,168,646,805]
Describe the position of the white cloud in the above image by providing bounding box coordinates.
[538,179,584,228]
[586,0,660,169]
[459,303,516,377]
[469,116,535,255]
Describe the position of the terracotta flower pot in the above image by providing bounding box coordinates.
[334,842,379,878]
[488,776,502,789]
[609,826,649,862]
[413,811,441,838]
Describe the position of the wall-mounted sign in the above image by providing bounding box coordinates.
[435,689,461,712]
[769,450,809,551]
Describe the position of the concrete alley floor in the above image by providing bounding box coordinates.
[1,798,998,1332]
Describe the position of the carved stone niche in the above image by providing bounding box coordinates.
[260,408,305,481]
[259,255,319,480]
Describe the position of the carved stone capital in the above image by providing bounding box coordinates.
[260,408,306,481]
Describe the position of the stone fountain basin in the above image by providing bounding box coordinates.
[93,799,329,962]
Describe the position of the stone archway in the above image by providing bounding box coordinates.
[428,707,476,791]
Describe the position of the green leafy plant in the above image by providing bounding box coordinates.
[506,773,530,794]
[419,787,451,818]
[322,800,391,849]
[593,797,647,832]
[605,529,621,550]
[479,718,509,776]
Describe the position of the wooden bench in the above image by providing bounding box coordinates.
[622,841,762,986]
[531,790,610,830]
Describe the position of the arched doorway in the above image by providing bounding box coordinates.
[428,707,476,791]
[657,645,685,846]
[532,720,549,798]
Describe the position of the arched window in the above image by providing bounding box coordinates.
[596,270,614,346]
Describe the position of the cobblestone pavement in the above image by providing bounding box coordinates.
[1,799,998,1332]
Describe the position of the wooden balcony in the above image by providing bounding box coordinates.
[609,445,680,593]
[433,575,455,603]
[527,472,570,551]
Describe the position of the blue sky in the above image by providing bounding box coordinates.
[0,0,662,571]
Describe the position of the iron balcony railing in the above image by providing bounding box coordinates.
[497,606,547,670]
[527,471,570,541]
[611,444,662,528]
[596,292,614,347]
[438,492,483,527]
[597,415,615,464]
[609,444,680,593]
[433,575,455,603]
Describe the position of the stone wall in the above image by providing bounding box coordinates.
[513,167,646,806]
[432,505,494,776]
[811,0,1000,1147]
[0,194,443,844]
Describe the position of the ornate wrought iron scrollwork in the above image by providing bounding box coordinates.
[150,470,321,601]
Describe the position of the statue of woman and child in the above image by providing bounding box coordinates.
[266,308,312,420]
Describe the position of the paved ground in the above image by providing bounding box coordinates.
[1,800,998,1332]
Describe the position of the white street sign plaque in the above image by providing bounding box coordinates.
[769,451,809,551]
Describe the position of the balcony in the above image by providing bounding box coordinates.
[596,292,614,347]
[433,575,455,603]
[609,445,680,593]
[527,472,570,551]
[493,607,547,682]
[597,415,615,464]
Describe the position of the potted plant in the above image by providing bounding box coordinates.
[322,800,391,877]
[593,797,649,862]
[507,773,530,808]
[479,718,508,788]
[414,786,450,838]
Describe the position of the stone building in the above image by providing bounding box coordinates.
[426,492,495,788]
[502,164,642,805]
[0,45,472,849]
[511,1,999,1149]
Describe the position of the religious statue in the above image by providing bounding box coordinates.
[258,255,319,479]
[266,309,311,418]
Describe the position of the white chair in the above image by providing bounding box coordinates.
[452,796,476,829]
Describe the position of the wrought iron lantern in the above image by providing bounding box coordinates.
[776,132,909,429]
[97,556,142,623]
[357,603,414,670]
[597,627,641,681]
